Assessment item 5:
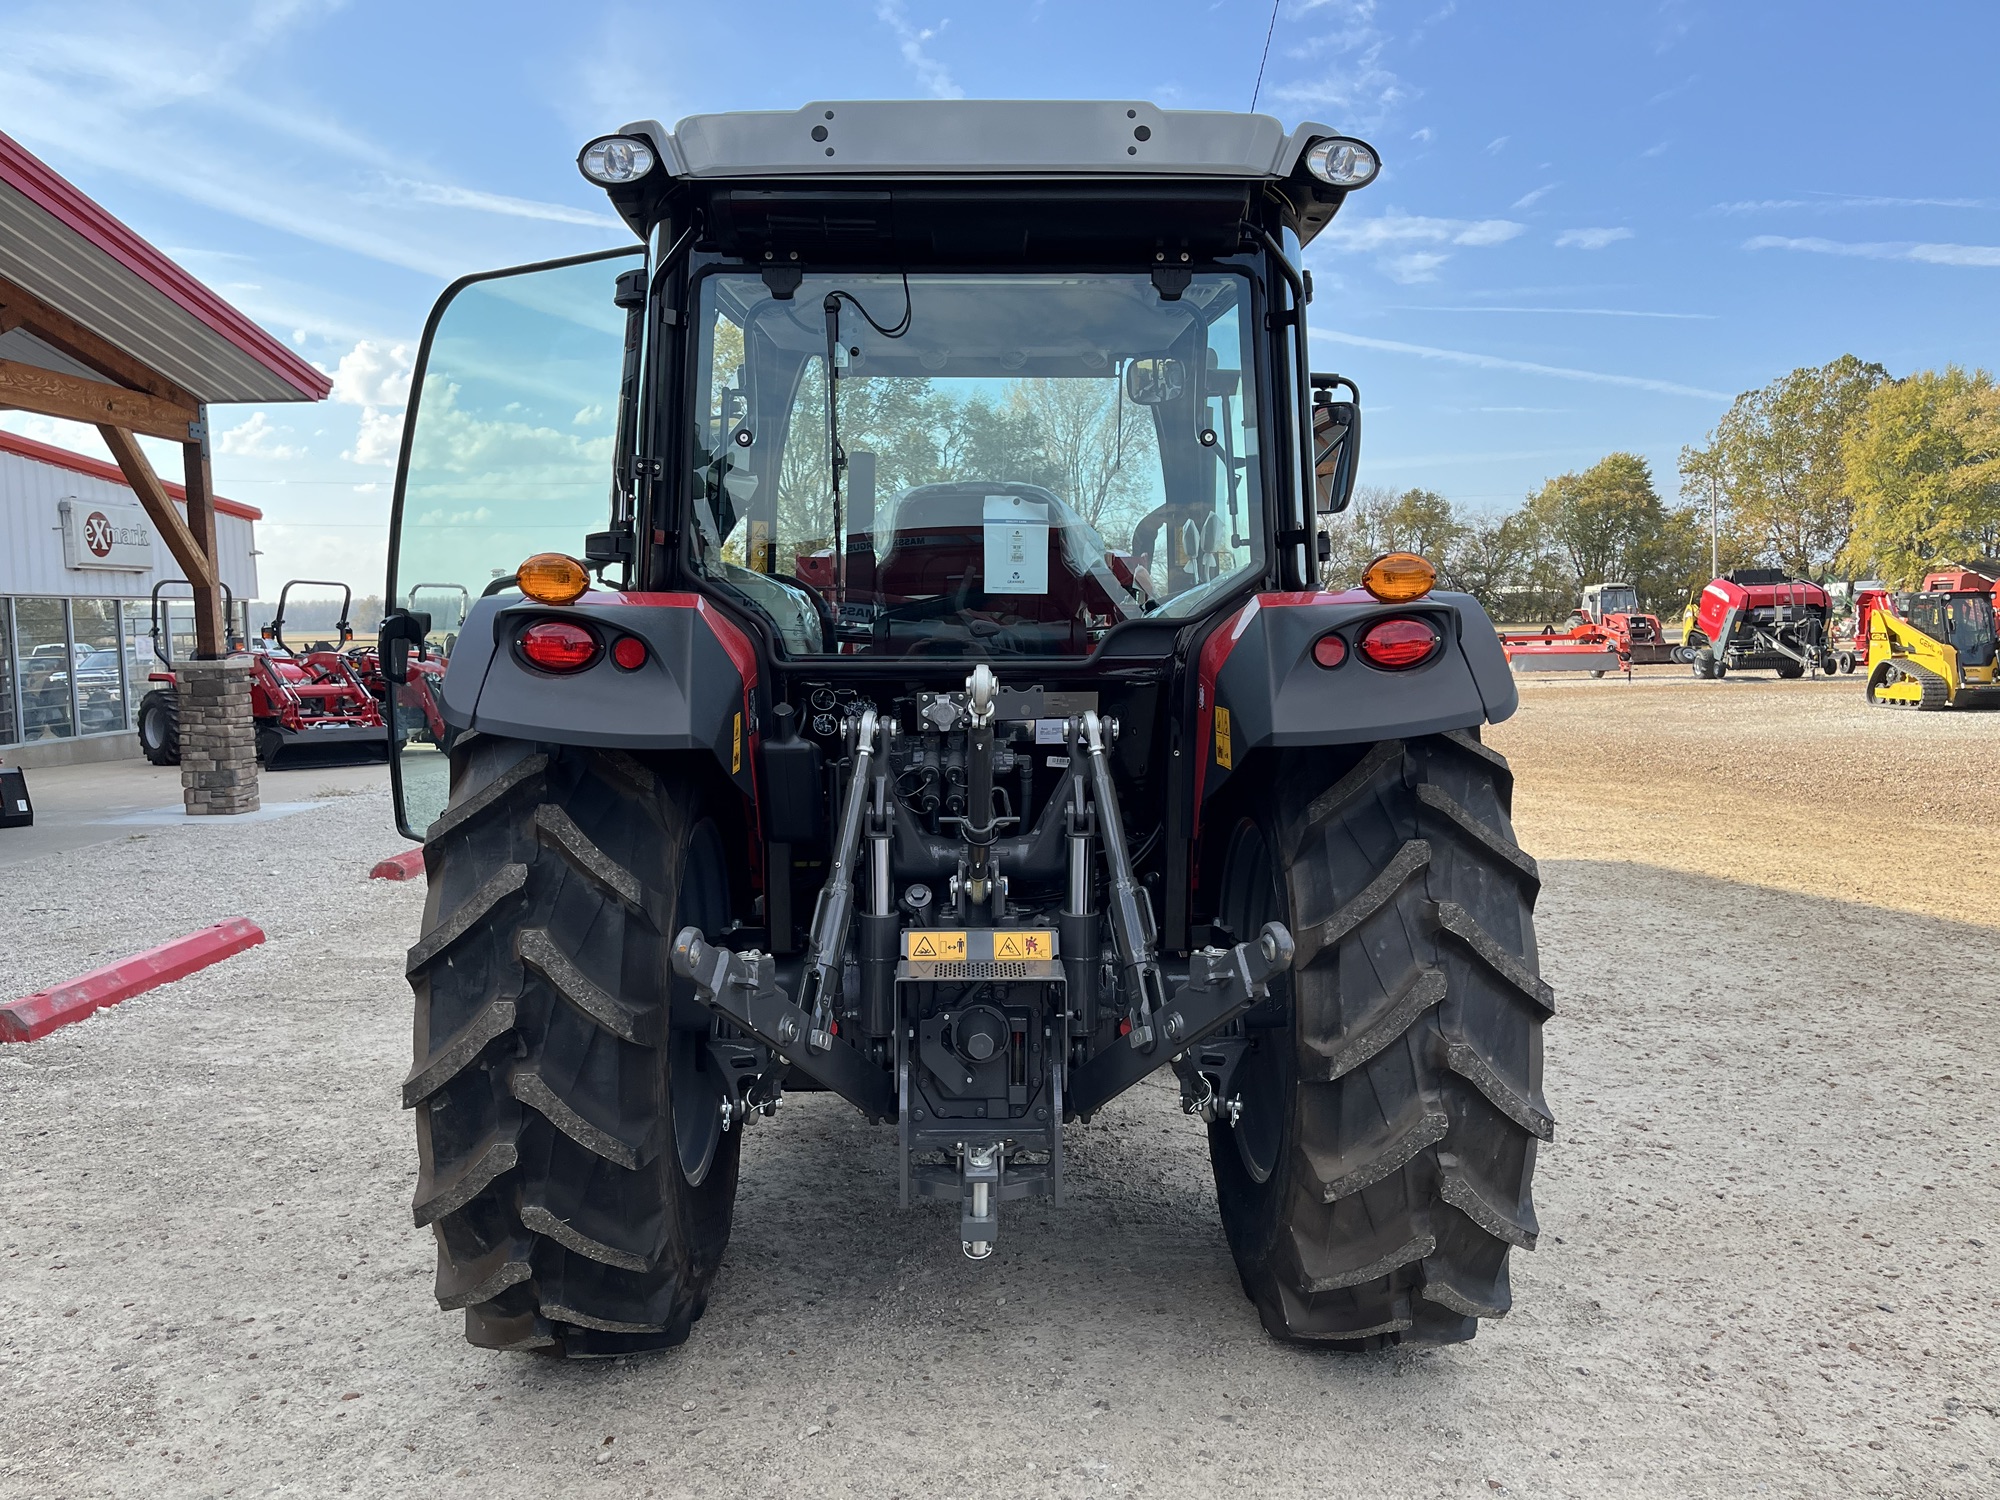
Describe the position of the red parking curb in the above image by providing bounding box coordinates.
[1,919,267,1043]
[369,849,426,882]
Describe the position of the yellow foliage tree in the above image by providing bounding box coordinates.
[1842,366,2000,586]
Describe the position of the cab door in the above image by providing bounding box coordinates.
[383,246,645,838]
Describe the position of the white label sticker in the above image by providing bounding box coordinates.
[983,494,1050,595]
[1034,718,1068,744]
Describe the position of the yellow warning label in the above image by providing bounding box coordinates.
[731,711,742,775]
[1214,705,1233,770]
[749,519,772,572]
[994,931,1053,961]
[906,930,968,961]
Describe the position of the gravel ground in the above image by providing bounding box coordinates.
[3,690,1998,1499]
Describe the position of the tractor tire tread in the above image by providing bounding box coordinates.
[1211,735,1549,1348]
[406,738,739,1358]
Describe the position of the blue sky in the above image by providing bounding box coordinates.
[3,0,1997,589]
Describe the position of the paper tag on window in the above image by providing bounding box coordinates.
[983,495,1049,595]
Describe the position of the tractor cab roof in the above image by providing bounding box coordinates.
[594,101,1362,255]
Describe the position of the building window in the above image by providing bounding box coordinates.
[71,598,127,735]
[14,598,75,742]
[0,600,17,747]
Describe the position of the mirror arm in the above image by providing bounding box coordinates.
[1255,230,1317,587]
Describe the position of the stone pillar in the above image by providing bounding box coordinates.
[175,658,261,816]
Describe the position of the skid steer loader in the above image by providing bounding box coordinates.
[1859,583,2000,709]
[378,102,1549,1358]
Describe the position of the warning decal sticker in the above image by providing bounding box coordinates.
[993,931,1052,961]
[906,931,969,961]
[1214,705,1233,770]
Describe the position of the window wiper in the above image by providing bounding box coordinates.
[820,275,914,602]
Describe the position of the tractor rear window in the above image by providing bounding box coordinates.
[689,271,1264,657]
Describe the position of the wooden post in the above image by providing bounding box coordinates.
[181,406,225,657]
[97,424,216,589]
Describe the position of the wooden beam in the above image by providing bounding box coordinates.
[0,359,199,442]
[0,273,197,408]
[181,411,226,656]
[98,424,216,596]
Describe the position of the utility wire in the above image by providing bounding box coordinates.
[1249,0,1281,111]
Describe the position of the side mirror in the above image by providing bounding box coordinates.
[1312,397,1360,513]
[1124,357,1186,406]
[378,609,432,685]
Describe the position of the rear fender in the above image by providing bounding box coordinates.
[1192,589,1515,827]
[435,590,760,802]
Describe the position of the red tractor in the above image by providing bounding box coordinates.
[1498,582,1670,675]
[138,579,391,769]
[1677,569,1834,679]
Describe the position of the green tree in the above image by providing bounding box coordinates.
[1843,365,2000,585]
[1677,354,1887,576]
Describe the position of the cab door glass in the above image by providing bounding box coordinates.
[388,247,643,836]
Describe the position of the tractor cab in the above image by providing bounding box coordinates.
[1580,582,1638,623]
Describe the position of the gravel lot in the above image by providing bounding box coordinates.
[3,684,1997,1499]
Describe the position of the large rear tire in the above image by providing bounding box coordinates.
[1209,733,1551,1348]
[138,690,179,766]
[404,737,741,1356]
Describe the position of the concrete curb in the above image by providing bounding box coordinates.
[1,918,267,1042]
[369,848,426,882]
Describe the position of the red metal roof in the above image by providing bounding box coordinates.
[0,428,261,520]
[0,131,331,405]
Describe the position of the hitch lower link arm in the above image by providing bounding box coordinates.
[798,708,881,1050]
[1066,710,1297,1122]
[668,707,898,1124]
[1076,711,1172,1050]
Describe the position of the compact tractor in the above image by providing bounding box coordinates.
[1500,581,1671,675]
[138,578,390,768]
[378,102,1549,1358]
[1856,577,2000,709]
[1680,568,1834,679]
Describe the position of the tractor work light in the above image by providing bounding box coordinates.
[1304,136,1381,190]
[1357,617,1442,670]
[578,135,657,186]
[518,553,592,604]
[1361,552,1436,603]
[518,619,600,673]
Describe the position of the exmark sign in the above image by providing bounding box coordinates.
[58,497,154,572]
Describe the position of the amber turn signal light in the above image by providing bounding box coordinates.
[518,553,592,605]
[1360,552,1436,603]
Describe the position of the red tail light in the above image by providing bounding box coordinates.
[1357,617,1441,670]
[610,635,647,671]
[1311,632,1348,668]
[518,619,599,672]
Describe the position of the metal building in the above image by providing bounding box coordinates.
[0,429,259,766]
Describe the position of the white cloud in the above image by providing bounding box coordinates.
[1269,2,1409,128]
[1745,235,2000,268]
[1394,304,1714,320]
[1411,126,1434,143]
[1717,194,1993,214]
[1311,328,1730,400]
[348,408,407,468]
[328,341,415,466]
[1383,252,1449,283]
[1485,136,1509,155]
[1511,183,1557,210]
[381,180,624,231]
[1556,227,1634,250]
[1320,212,1526,251]
[331,341,415,410]
[216,411,301,460]
[878,3,963,99]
